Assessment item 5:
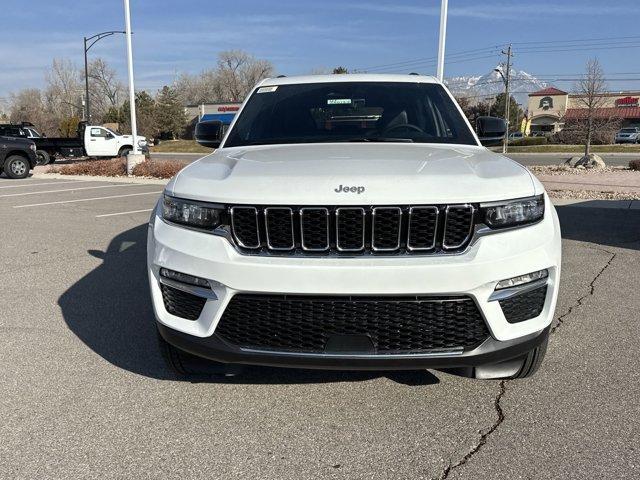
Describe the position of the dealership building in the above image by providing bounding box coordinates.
[526,87,640,134]
[184,102,242,131]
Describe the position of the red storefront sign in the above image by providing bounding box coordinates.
[615,96,639,107]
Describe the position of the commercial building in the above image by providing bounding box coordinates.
[526,87,640,134]
[184,102,242,133]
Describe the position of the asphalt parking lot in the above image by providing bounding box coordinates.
[1,175,639,479]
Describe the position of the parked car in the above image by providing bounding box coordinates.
[0,134,37,179]
[148,74,562,380]
[614,127,640,144]
[508,131,525,142]
[0,122,148,165]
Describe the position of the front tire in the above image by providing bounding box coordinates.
[118,147,132,158]
[510,335,549,379]
[4,155,30,179]
[157,329,239,377]
[35,150,51,165]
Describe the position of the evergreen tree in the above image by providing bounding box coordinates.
[155,86,187,139]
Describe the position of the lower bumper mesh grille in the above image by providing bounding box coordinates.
[499,285,547,323]
[215,294,490,354]
[160,284,206,320]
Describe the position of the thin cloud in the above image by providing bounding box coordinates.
[345,2,640,20]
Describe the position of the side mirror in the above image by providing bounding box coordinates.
[105,133,114,139]
[195,120,223,148]
[475,116,507,147]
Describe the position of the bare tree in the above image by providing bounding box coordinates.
[174,70,220,105]
[215,50,274,102]
[8,88,59,134]
[574,58,608,155]
[88,58,125,121]
[44,58,83,120]
[173,50,274,105]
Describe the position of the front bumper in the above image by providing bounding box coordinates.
[147,195,562,368]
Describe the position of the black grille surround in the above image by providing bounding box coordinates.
[227,203,475,256]
[215,294,490,354]
[499,285,548,324]
[160,284,207,320]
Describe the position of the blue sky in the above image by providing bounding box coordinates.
[2,0,640,97]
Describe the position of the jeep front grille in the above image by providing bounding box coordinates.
[215,294,490,354]
[229,204,475,255]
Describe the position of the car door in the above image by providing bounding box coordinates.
[86,127,116,156]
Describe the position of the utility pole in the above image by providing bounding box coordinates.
[501,44,513,154]
[83,30,126,122]
[123,0,144,174]
[436,0,448,82]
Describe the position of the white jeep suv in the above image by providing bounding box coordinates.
[147,74,561,379]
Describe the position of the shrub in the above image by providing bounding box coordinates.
[510,136,547,146]
[629,159,640,171]
[48,158,184,179]
[49,158,126,176]
[132,160,184,178]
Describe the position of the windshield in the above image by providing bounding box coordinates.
[224,81,477,147]
[620,128,637,133]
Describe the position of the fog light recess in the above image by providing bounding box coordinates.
[160,268,211,288]
[495,269,548,290]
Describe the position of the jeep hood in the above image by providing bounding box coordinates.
[169,143,537,205]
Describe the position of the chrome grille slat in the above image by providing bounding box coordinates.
[264,207,295,250]
[300,207,330,251]
[443,205,474,250]
[372,207,402,251]
[230,206,260,249]
[407,206,439,251]
[336,207,366,252]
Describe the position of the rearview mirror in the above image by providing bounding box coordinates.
[475,116,507,147]
[195,120,223,148]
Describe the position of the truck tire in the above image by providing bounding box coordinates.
[118,147,132,158]
[3,155,30,179]
[156,329,240,377]
[35,150,50,165]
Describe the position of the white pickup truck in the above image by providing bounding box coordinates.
[148,74,561,380]
[0,122,147,165]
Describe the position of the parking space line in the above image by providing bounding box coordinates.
[13,191,162,208]
[0,183,143,198]
[96,208,154,218]
[0,181,88,190]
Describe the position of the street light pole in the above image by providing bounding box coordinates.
[502,44,513,154]
[83,30,126,122]
[123,0,139,156]
[436,0,449,82]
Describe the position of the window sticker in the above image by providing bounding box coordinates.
[327,98,352,105]
[257,86,278,93]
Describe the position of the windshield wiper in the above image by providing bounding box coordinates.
[346,137,414,143]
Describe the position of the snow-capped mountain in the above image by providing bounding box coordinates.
[446,68,548,106]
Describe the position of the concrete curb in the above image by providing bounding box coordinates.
[31,172,168,186]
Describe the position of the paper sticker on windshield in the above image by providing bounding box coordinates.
[257,86,278,93]
[327,98,352,105]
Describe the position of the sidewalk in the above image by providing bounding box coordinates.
[535,170,640,194]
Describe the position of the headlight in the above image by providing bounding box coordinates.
[138,139,147,147]
[30,144,37,151]
[481,195,544,228]
[162,195,223,230]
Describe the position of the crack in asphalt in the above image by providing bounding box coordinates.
[434,245,617,480]
[551,246,616,335]
[434,381,506,480]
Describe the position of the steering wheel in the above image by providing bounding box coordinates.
[382,123,425,135]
